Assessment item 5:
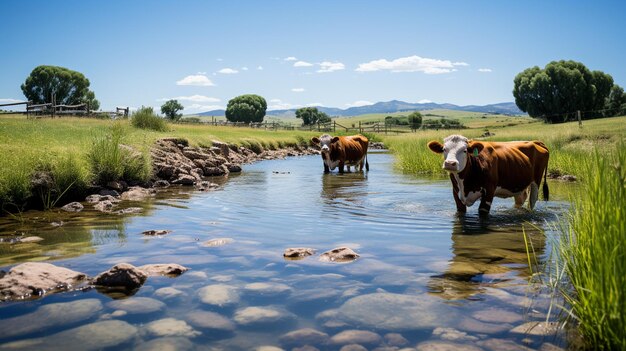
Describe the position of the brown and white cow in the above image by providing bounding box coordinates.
[311,134,369,173]
[427,135,549,215]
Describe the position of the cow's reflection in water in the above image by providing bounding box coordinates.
[320,173,369,214]
[428,215,546,300]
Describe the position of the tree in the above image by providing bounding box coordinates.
[225,94,267,123]
[21,65,99,109]
[513,60,615,123]
[161,99,184,121]
[295,107,331,125]
[408,111,422,131]
[605,85,626,117]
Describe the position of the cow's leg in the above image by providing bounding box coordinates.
[324,164,330,173]
[479,187,495,216]
[514,187,529,208]
[450,174,466,213]
[338,161,345,174]
[529,182,539,210]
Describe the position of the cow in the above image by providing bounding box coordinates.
[311,134,370,173]
[427,135,549,215]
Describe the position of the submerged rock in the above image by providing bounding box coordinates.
[0,262,88,301]
[279,328,330,347]
[93,263,148,290]
[283,247,316,259]
[201,238,234,247]
[143,318,201,338]
[510,321,560,336]
[0,299,103,338]
[197,284,240,307]
[319,247,360,263]
[121,186,155,201]
[0,320,138,351]
[135,337,194,351]
[330,330,382,346]
[107,296,166,314]
[233,306,296,327]
[185,310,236,332]
[139,263,188,277]
[142,229,172,236]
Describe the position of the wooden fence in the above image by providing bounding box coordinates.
[0,101,131,119]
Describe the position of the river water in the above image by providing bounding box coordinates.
[0,151,574,350]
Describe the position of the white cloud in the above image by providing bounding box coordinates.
[418,99,433,103]
[306,102,325,107]
[284,56,298,61]
[218,68,238,74]
[291,88,305,92]
[183,104,225,112]
[478,68,493,72]
[158,95,220,103]
[197,71,207,75]
[356,55,468,74]
[294,60,313,67]
[268,99,300,110]
[318,61,345,73]
[176,74,215,86]
[241,67,249,71]
[257,66,264,70]
[345,100,373,108]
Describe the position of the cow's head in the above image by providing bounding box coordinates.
[311,134,340,155]
[427,135,484,173]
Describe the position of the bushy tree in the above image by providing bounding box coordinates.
[21,65,99,108]
[295,107,330,125]
[161,99,184,121]
[408,111,422,130]
[513,60,615,123]
[605,85,626,117]
[225,94,267,123]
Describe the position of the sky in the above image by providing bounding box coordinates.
[1,0,625,113]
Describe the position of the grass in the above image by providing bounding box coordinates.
[555,146,626,349]
[130,106,169,132]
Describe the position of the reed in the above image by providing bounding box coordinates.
[556,146,626,349]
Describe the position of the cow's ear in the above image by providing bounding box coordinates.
[331,137,340,144]
[467,141,484,155]
[311,137,320,144]
[427,141,444,154]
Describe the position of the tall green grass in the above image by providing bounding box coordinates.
[131,106,169,132]
[556,146,625,349]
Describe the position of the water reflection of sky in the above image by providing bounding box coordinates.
[0,152,574,350]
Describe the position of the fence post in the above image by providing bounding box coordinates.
[359,121,362,134]
[577,110,582,128]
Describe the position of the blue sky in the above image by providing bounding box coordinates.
[1,1,625,113]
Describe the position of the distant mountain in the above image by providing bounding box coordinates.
[196,100,524,117]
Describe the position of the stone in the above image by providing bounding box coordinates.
[185,310,235,332]
[432,327,478,341]
[226,163,242,172]
[319,247,360,263]
[330,330,382,346]
[94,200,115,212]
[0,262,88,301]
[115,207,143,215]
[244,282,292,296]
[143,318,201,338]
[0,320,138,351]
[477,339,535,351]
[472,308,523,324]
[279,328,330,347]
[201,237,234,247]
[283,247,316,259]
[197,284,240,307]
[384,333,409,347]
[142,229,172,236]
[139,263,188,277]
[86,194,103,203]
[154,287,185,299]
[94,263,148,290]
[339,345,368,351]
[135,337,194,351]
[336,293,458,331]
[416,341,484,351]
[107,296,166,314]
[154,180,170,187]
[121,186,155,201]
[233,306,296,326]
[99,189,120,197]
[204,166,227,176]
[18,236,44,243]
[0,299,102,338]
[457,317,512,334]
[61,201,84,212]
[106,181,126,193]
[171,174,196,185]
[510,321,560,336]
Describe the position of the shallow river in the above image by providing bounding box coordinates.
[0,151,574,350]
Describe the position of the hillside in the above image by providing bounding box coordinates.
[196,100,524,118]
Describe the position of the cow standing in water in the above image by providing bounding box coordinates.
[427,135,549,215]
[311,134,369,173]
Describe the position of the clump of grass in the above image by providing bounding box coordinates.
[87,124,151,185]
[0,168,32,213]
[242,139,264,154]
[557,145,625,349]
[131,106,168,132]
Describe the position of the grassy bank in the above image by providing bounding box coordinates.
[556,146,625,349]
[382,115,626,179]
[0,114,320,212]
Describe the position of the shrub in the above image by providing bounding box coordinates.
[131,106,168,132]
